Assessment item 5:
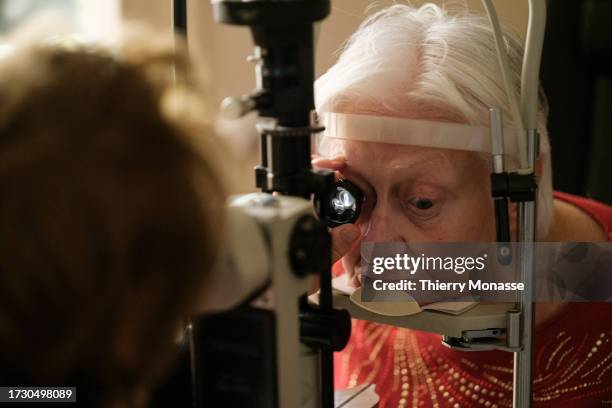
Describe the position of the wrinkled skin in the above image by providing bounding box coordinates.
[315,140,497,287]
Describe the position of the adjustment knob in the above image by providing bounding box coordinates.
[220,95,255,119]
[289,215,331,277]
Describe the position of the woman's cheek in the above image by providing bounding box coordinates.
[437,204,493,241]
[341,238,361,277]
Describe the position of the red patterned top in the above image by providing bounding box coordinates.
[334,192,612,407]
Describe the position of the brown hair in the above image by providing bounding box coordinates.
[0,37,224,406]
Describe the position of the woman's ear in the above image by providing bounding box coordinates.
[536,156,544,180]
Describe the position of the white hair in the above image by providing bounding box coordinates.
[315,3,553,237]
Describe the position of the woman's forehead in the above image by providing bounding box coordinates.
[342,140,482,172]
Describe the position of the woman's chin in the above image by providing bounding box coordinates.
[348,264,364,287]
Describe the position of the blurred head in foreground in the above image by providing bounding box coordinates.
[0,34,224,407]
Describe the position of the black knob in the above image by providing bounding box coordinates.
[289,215,331,277]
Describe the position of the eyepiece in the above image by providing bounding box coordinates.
[326,179,363,228]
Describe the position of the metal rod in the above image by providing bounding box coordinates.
[513,129,538,408]
[320,271,334,408]
[319,210,334,408]
[490,107,512,246]
[490,107,505,174]
[173,0,188,38]
[321,350,333,408]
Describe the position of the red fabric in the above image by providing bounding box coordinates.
[334,192,612,407]
[554,191,612,241]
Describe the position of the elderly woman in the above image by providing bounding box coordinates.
[314,4,612,407]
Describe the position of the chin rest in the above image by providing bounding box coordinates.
[310,290,514,338]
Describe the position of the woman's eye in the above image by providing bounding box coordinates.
[360,194,374,213]
[413,198,434,210]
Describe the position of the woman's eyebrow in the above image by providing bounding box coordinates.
[390,153,462,190]
[339,166,374,192]
[340,166,366,183]
[341,150,458,189]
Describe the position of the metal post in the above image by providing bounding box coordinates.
[513,129,538,407]
[173,0,188,38]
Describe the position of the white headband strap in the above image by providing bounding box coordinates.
[319,112,520,158]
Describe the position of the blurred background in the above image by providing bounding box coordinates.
[0,0,610,203]
[123,0,530,194]
[123,0,529,115]
[0,0,120,41]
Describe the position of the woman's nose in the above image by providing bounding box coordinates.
[360,204,404,243]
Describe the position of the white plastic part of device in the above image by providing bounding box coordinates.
[317,112,533,162]
[194,202,269,314]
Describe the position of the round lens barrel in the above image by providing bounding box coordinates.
[327,179,363,227]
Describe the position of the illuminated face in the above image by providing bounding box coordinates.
[338,140,497,278]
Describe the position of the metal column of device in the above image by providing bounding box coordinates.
[172,0,187,37]
[513,131,538,408]
[514,1,546,405]
[177,1,352,408]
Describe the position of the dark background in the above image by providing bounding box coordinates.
[541,0,612,205]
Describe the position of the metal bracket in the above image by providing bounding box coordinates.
[441,308,522,353]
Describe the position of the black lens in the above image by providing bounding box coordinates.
[327,179,363,228]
